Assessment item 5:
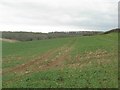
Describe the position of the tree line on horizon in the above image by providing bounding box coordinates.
[1,29,118,41]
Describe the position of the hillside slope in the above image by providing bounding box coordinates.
[104,28,120,34]
[2,33,118,88]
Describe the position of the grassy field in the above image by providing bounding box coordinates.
[2,32,118,88]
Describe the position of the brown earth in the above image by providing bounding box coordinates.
[3,39,76,75]
[0,38,19,43]
[2,39,76,83]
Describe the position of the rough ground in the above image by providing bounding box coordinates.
[3,38,76,75]
[2,33,118,88]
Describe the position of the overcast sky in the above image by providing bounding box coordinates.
[0,0,119,33]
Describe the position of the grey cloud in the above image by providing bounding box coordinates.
[0,0,118,31]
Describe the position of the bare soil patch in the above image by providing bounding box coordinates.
[67,49,114,68]
[0,38,19,43]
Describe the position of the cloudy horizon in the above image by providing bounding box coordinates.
[0,0,119,33]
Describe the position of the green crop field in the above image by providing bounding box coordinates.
[2,32,118,88]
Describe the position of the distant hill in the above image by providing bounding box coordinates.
[1,31,102,41]
[104,28,120,34]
